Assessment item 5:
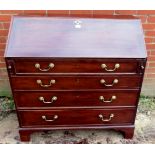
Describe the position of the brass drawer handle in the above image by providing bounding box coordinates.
[100,79,118,87]
[98,114,114,122]
[99,95,116,103]
[42,115,58,122]
[101,63,120,72]
[39,96,57,104]
[35,63,54,71]
[36,79,56,88]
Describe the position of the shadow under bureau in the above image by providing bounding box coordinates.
[4,16,147,142]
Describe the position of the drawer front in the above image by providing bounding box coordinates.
[18,108,136,127]
[14,90,139,108]
[11,75,142,90]
[11,59,141,74]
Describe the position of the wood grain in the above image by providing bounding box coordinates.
[5,16,147,141]
[5,16,147,58]
[12,58,142,74]
[10,75,142,90]
[14,90,139,108]
[18,108,136,127]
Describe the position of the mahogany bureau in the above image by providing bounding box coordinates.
[4,16,147,142]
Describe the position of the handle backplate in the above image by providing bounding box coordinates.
[98,114,114,122]
[101,63,120,72]
[37,79,56,88]
[99,95,116,103]
[100,79,118,87]
[42,115,58,122]
[39,96,57,104]
[35,63,54,72]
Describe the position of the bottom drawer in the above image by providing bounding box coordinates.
[18,108,136,127]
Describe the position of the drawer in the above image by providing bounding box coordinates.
[18,108,136,127]
[8,59,143,74]
[11,75,142,90]
[14,90,139,108]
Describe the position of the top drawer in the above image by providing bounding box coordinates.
[7,58,145,74]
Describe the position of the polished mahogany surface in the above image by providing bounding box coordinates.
[11,58,141,74]
[18,108,136,127]
[11,75,142,90]
[14,90,139,108]
[5,17,146,58]
[5,16,147,141]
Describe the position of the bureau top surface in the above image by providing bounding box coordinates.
[5,16,147,58]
